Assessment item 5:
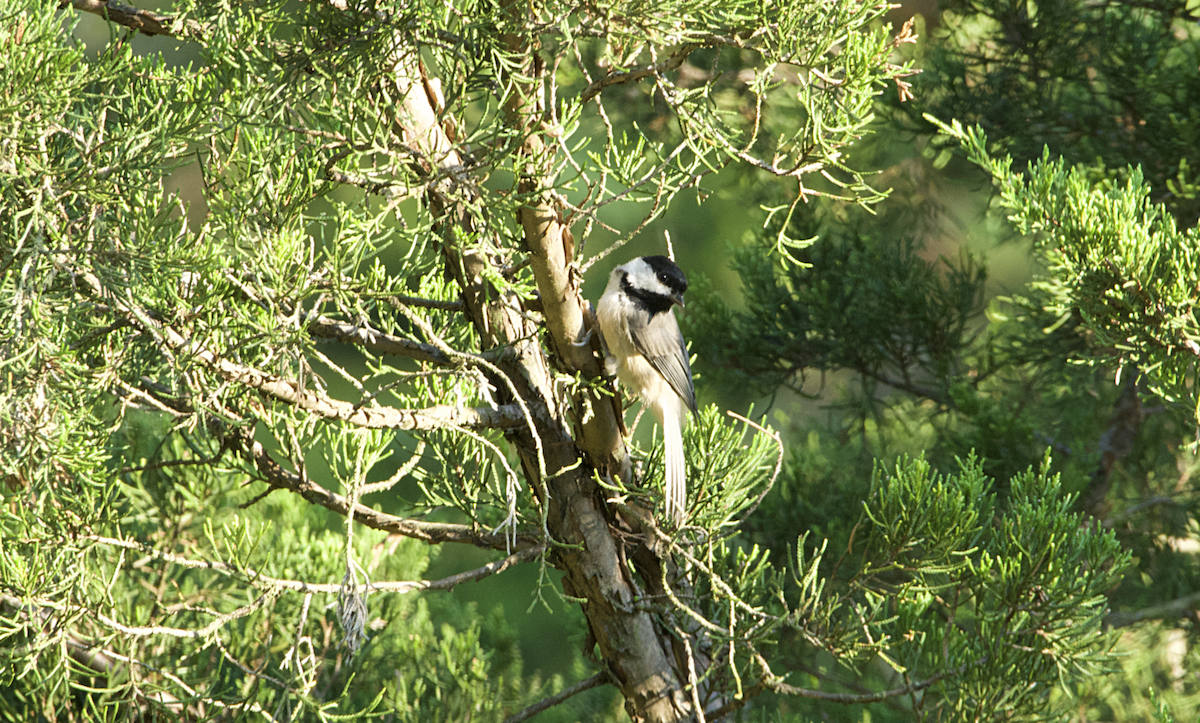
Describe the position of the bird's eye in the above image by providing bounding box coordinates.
[657,273,668,284]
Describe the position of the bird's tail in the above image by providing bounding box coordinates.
[662,408,686,525]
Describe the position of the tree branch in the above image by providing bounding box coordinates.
[501,671,612,723]
[118,378,534,552]
[63,0,203,39]
[575,25,777,106]
[760,660,964,702]
[68,268,520,432]
[708,653,984,719]
[1105,590,1200,628]
[859,368,953,407]
[580,44,699,104]
[485,16,689,720]
[393,33,685,722]
[308,314,454,365]
[232,431,539,551]
[0,595,233,719]
[154,315,530,432]
[94,590,275,639]
[385,294,465,312]
[83,535,545,595]
[1083,372,1141,519]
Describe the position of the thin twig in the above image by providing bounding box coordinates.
[86,644,281,721]
[754,650,978,702]
[579,44,699,103]
[385,294,465,312]
[1103,494,1178,528]
[672,622,707,723]
[360,439,427,495]
[87,534,546,595]
[656,529,772,624]
[118,448,226,475]
[94,591,276,639]
[397,305,549,484]
[707,653,983,719]
[500,671,612,723]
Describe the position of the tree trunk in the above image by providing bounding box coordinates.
[391,42,697,722]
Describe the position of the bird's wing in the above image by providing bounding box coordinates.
[629,311,697,413]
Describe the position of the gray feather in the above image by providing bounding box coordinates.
[628,310,697,413]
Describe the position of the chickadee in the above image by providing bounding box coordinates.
[596,255,697,524]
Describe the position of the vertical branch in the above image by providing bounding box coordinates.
[389,42,559,484]
[498,21,628,477]
[494,8,693,723]
[390,38,686,719]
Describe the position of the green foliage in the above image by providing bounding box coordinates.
[2,0,920,715]
[1065,622,1200,723]
[674,453,1126,721]
[680,0,1200,719]
[685,71,1199,723]
[688,224,987,402]
[0,451,546,721]
[3,0,1184,717]
[641,405,782,529]
[759,455,1127,721]
[908,0,1200,227]
[933,116,1200,434]
[685,213,1086,488]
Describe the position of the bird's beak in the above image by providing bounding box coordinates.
[673,293,685,308]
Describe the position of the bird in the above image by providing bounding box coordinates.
[596,255,697,525]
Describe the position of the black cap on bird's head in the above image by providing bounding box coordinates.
[639,255,688,307]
